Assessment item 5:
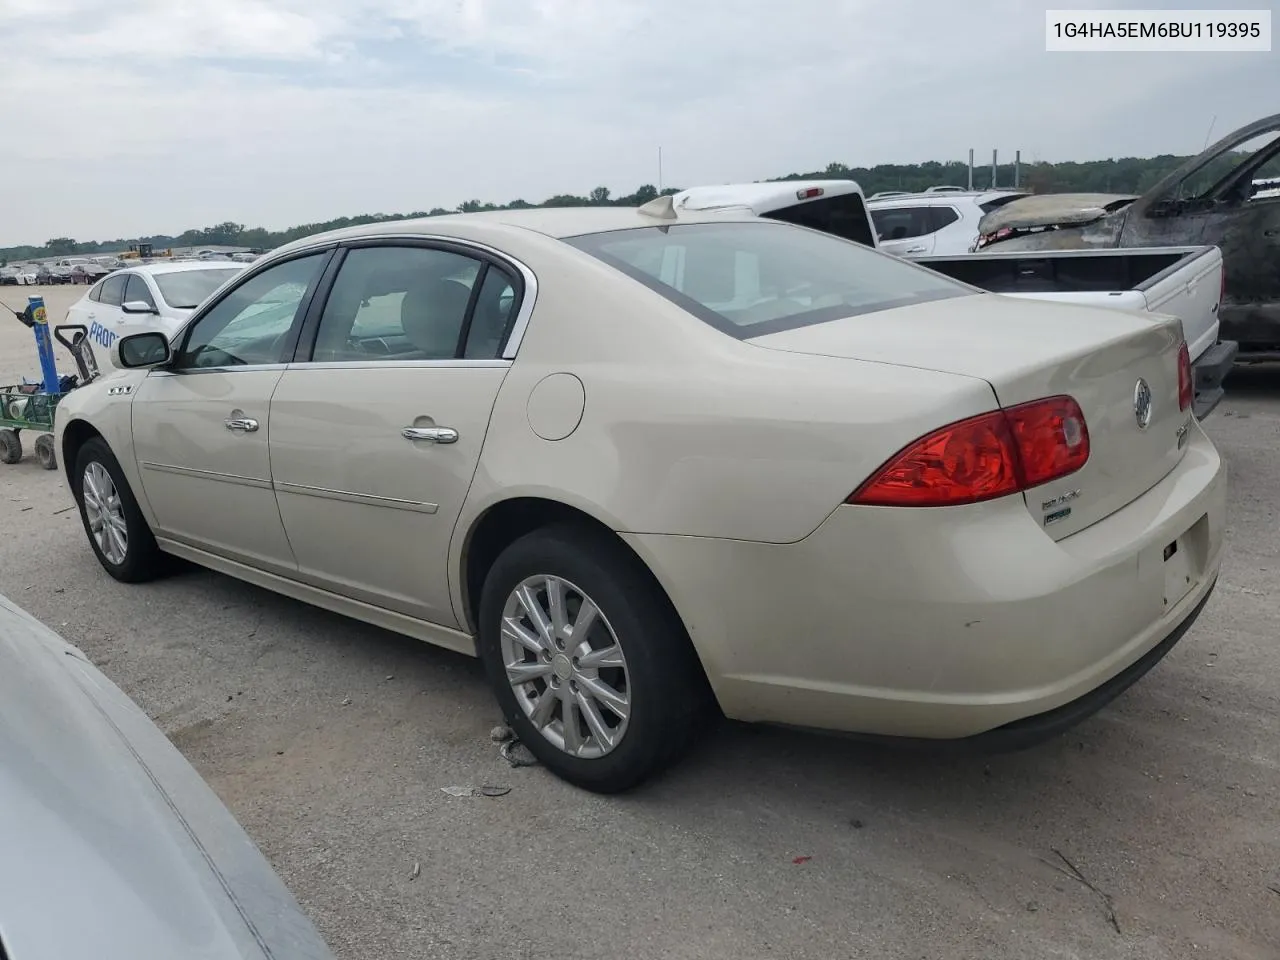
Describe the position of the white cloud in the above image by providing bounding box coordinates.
[0,0,1275,246]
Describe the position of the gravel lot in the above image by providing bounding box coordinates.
[2,284,1278,960]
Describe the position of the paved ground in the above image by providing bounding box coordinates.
[2,284,1278,960]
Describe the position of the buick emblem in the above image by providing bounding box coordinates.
[1133,378,1153,430]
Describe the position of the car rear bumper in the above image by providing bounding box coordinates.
[624,421,1226,741]
[1192,338,1238,418]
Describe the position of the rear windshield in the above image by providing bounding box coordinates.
[764,193,877,248]
[979,193,1032,214]
[154,268,242,309]
[564,221,972,338]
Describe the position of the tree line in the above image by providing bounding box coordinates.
[1,151,1210,263]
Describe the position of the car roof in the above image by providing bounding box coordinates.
[867,190,1030,208]
[122,260,247,276]
[269,205,764,258]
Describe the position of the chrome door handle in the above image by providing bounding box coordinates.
[224,417,259,433]
[402,426,458,444]
[905,246,927,254]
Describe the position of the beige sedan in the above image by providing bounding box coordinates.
[54,202,1226,792]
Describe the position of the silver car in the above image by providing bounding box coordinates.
[0,592,335,960]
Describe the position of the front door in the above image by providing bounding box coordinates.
[268,241,522,627]
[130,251,331,575]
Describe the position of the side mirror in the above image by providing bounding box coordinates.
[112,331,171,369]
[121,300,158,315]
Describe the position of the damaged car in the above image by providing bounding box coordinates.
[974,112,1280,362]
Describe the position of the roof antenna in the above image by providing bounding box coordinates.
[638,194,677,219]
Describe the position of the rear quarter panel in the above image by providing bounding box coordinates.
[1139,246,1223,362]
[448,229,1002,550]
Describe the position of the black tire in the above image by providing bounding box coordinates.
[0,429,20,464]
[72,437,167,582]
[477,524,710,793]
[33,433,56,470]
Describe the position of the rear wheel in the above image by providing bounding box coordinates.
[0,429,21,464]
[33,434,56,470]
[73,437,167,582]
[477,524,709,793]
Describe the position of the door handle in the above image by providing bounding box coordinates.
[402,426,458,444]
[224,417,259,433]
[905,246,927,254]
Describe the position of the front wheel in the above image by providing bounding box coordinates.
[477,525,709,793]
[0,429,20,464]
[73,437,167,582]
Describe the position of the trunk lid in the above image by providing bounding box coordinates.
[975,192,1139,235]
[749,293,1190,539]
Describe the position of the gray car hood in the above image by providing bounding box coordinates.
[0,594,333,960]
[976,192,1139,234]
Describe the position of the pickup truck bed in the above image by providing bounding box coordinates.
[914,245,1237,419]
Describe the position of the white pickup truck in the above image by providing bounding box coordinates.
[666,180,1237,418]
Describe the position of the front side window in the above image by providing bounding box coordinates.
[176,253,327,369]
[124,274,157,309]
[309,245,517,362]
[566,221,971,339]
[1164,130,1280,207]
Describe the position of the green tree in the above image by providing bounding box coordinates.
[44,237,78,255]
[5,148,1252,263]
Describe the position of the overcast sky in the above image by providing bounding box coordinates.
[0,0,1275,246]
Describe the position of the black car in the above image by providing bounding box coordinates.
[36,264,73,285]
[70,263,109,284]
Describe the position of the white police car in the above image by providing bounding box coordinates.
[66,261,245,366]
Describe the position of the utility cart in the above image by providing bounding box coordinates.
[0,295,99,470]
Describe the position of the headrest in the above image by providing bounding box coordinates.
[400,277,471,358]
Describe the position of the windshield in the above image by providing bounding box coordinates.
[154,268,243,308]
[1166,130,1280,206]
[565,221,972,339]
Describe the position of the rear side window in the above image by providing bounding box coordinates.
[929,206,961,231]
[87,279,104,303]
[99,274,127,306]
[870,206,933,241]
[565,221,971,339]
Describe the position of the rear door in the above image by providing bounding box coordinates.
[870,205,937,258]
[86,272,128,355]
[925,204,968,255]
[268,240,523,629]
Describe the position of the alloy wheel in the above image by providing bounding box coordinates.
[82,461,128,565]
[500,575,631,759]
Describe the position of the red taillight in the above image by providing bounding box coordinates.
[796,187,825,200]
[849,396,1090,508]
[1177,341,1193,412]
